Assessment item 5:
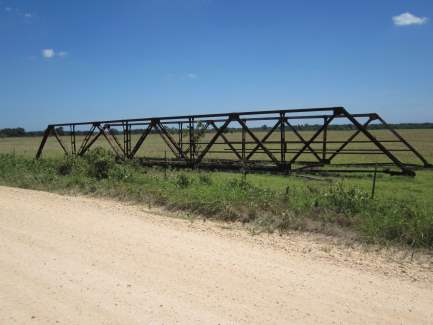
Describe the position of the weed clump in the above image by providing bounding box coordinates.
[319,182,370,215]
[198,173,212,185]
[176,174,191,188]
[57,157,75,176]
[55,148,131,182]
[108,163,131,181]
[84,147,115,180]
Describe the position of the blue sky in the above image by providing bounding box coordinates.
[1,0,432,130]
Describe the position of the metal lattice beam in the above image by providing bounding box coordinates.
[35,107,432,176]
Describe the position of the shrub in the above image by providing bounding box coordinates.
[57,157,76,176]
[108,163,131,181]
[319,182,370,215]
[85,147,115,180]
[198,173,212,185]
[226,178,252,191]
[176,174,190,188]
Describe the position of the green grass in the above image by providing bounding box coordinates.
[1,129,432,248]
[0,147,432,249]
[2,128,432,165]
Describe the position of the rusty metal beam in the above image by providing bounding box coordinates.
[35,107,431,176]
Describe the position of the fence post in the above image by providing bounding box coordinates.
[371,164,378,199]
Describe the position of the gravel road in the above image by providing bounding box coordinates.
[0,186,432,324]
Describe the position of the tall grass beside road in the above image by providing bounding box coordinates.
[0,149,432,248]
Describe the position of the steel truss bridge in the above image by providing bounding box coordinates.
[36,107,431,176]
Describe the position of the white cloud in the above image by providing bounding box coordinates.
[186,73,198,79]
[41,49,68,59]
[41,49,55,59]
[393,12,428,26]
[4,6,34,19]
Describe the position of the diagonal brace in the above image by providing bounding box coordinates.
[285,120,322,162]
[289,116,335,164]
[246,120,281,160]
[156,121,186,159]
[129,122,155,158]
[237,118,279,164]
[208,121,242,160]
[195,117,233,164]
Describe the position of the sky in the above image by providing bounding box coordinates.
[1,0,432,130]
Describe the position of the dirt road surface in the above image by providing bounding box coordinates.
[0,186,432,324]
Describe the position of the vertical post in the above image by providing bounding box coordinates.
[189,117,195,167]
[123,122,126,158]
[123,122,131,159]
[371,164,377,199]
[179,122,183,154]
[241,120,246,162]
[322,117,328,163]
[240,118,247,183]
[280,113,286,166]
[192,118,195,162]
[70,125,76,156]
[128,123,131,158]
[241,119,246,176]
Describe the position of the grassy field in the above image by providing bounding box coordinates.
[0,129,432,248]
[1,128,432,165]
